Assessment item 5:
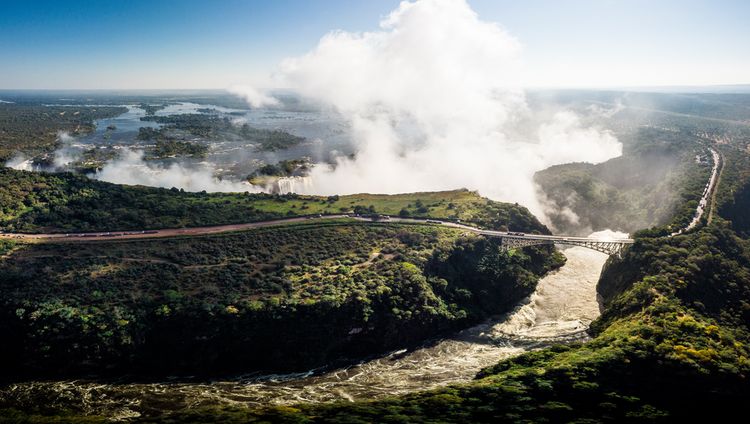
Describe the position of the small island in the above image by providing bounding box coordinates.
[138,103,168,115]
[137,127,208,159]
[147,139,209,159]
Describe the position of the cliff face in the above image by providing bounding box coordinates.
[596,252,643,310]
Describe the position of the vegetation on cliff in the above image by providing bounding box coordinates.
[0,219,562,380]
[535,126,711,235]
[247,159,311,184]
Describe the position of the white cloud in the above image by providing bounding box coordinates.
[52,132,79,169]
[238,0,622,220]
[228,84,280,108]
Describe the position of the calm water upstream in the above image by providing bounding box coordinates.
[3,241,612,420]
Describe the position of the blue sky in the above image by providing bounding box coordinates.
[1,0,748,89]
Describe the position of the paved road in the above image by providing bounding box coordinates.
[670,147,722,236]
[0,215,350,242]
[0,215,633,244]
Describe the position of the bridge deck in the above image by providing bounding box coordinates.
[478,231,634,244]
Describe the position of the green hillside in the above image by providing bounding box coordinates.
[0,167,540,233]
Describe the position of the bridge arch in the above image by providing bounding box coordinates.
[490,235,632,257]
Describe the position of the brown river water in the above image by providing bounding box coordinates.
[3,234,618,421]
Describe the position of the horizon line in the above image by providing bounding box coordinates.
[1,83,750,93]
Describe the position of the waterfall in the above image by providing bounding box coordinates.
[268,176,314,194]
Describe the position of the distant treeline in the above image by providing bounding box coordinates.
[0,104,126,162]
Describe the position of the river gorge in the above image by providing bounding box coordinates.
[3,239,613,421]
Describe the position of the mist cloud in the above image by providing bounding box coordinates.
[6,131,80,172]
[240,0,622,220]
[228,85,280,108]
[6,154,34,171]
[95,149,256,193]
[52,132,79,169]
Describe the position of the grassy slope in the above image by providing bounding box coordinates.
[0,167,540,233]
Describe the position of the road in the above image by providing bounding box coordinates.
[0,214,633,245]
[670,147,722,236]
[0,215,350,242]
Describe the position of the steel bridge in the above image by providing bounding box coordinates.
[478,231,634,257]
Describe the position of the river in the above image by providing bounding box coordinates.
[2,236,615,421]
[75,102,355,179]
